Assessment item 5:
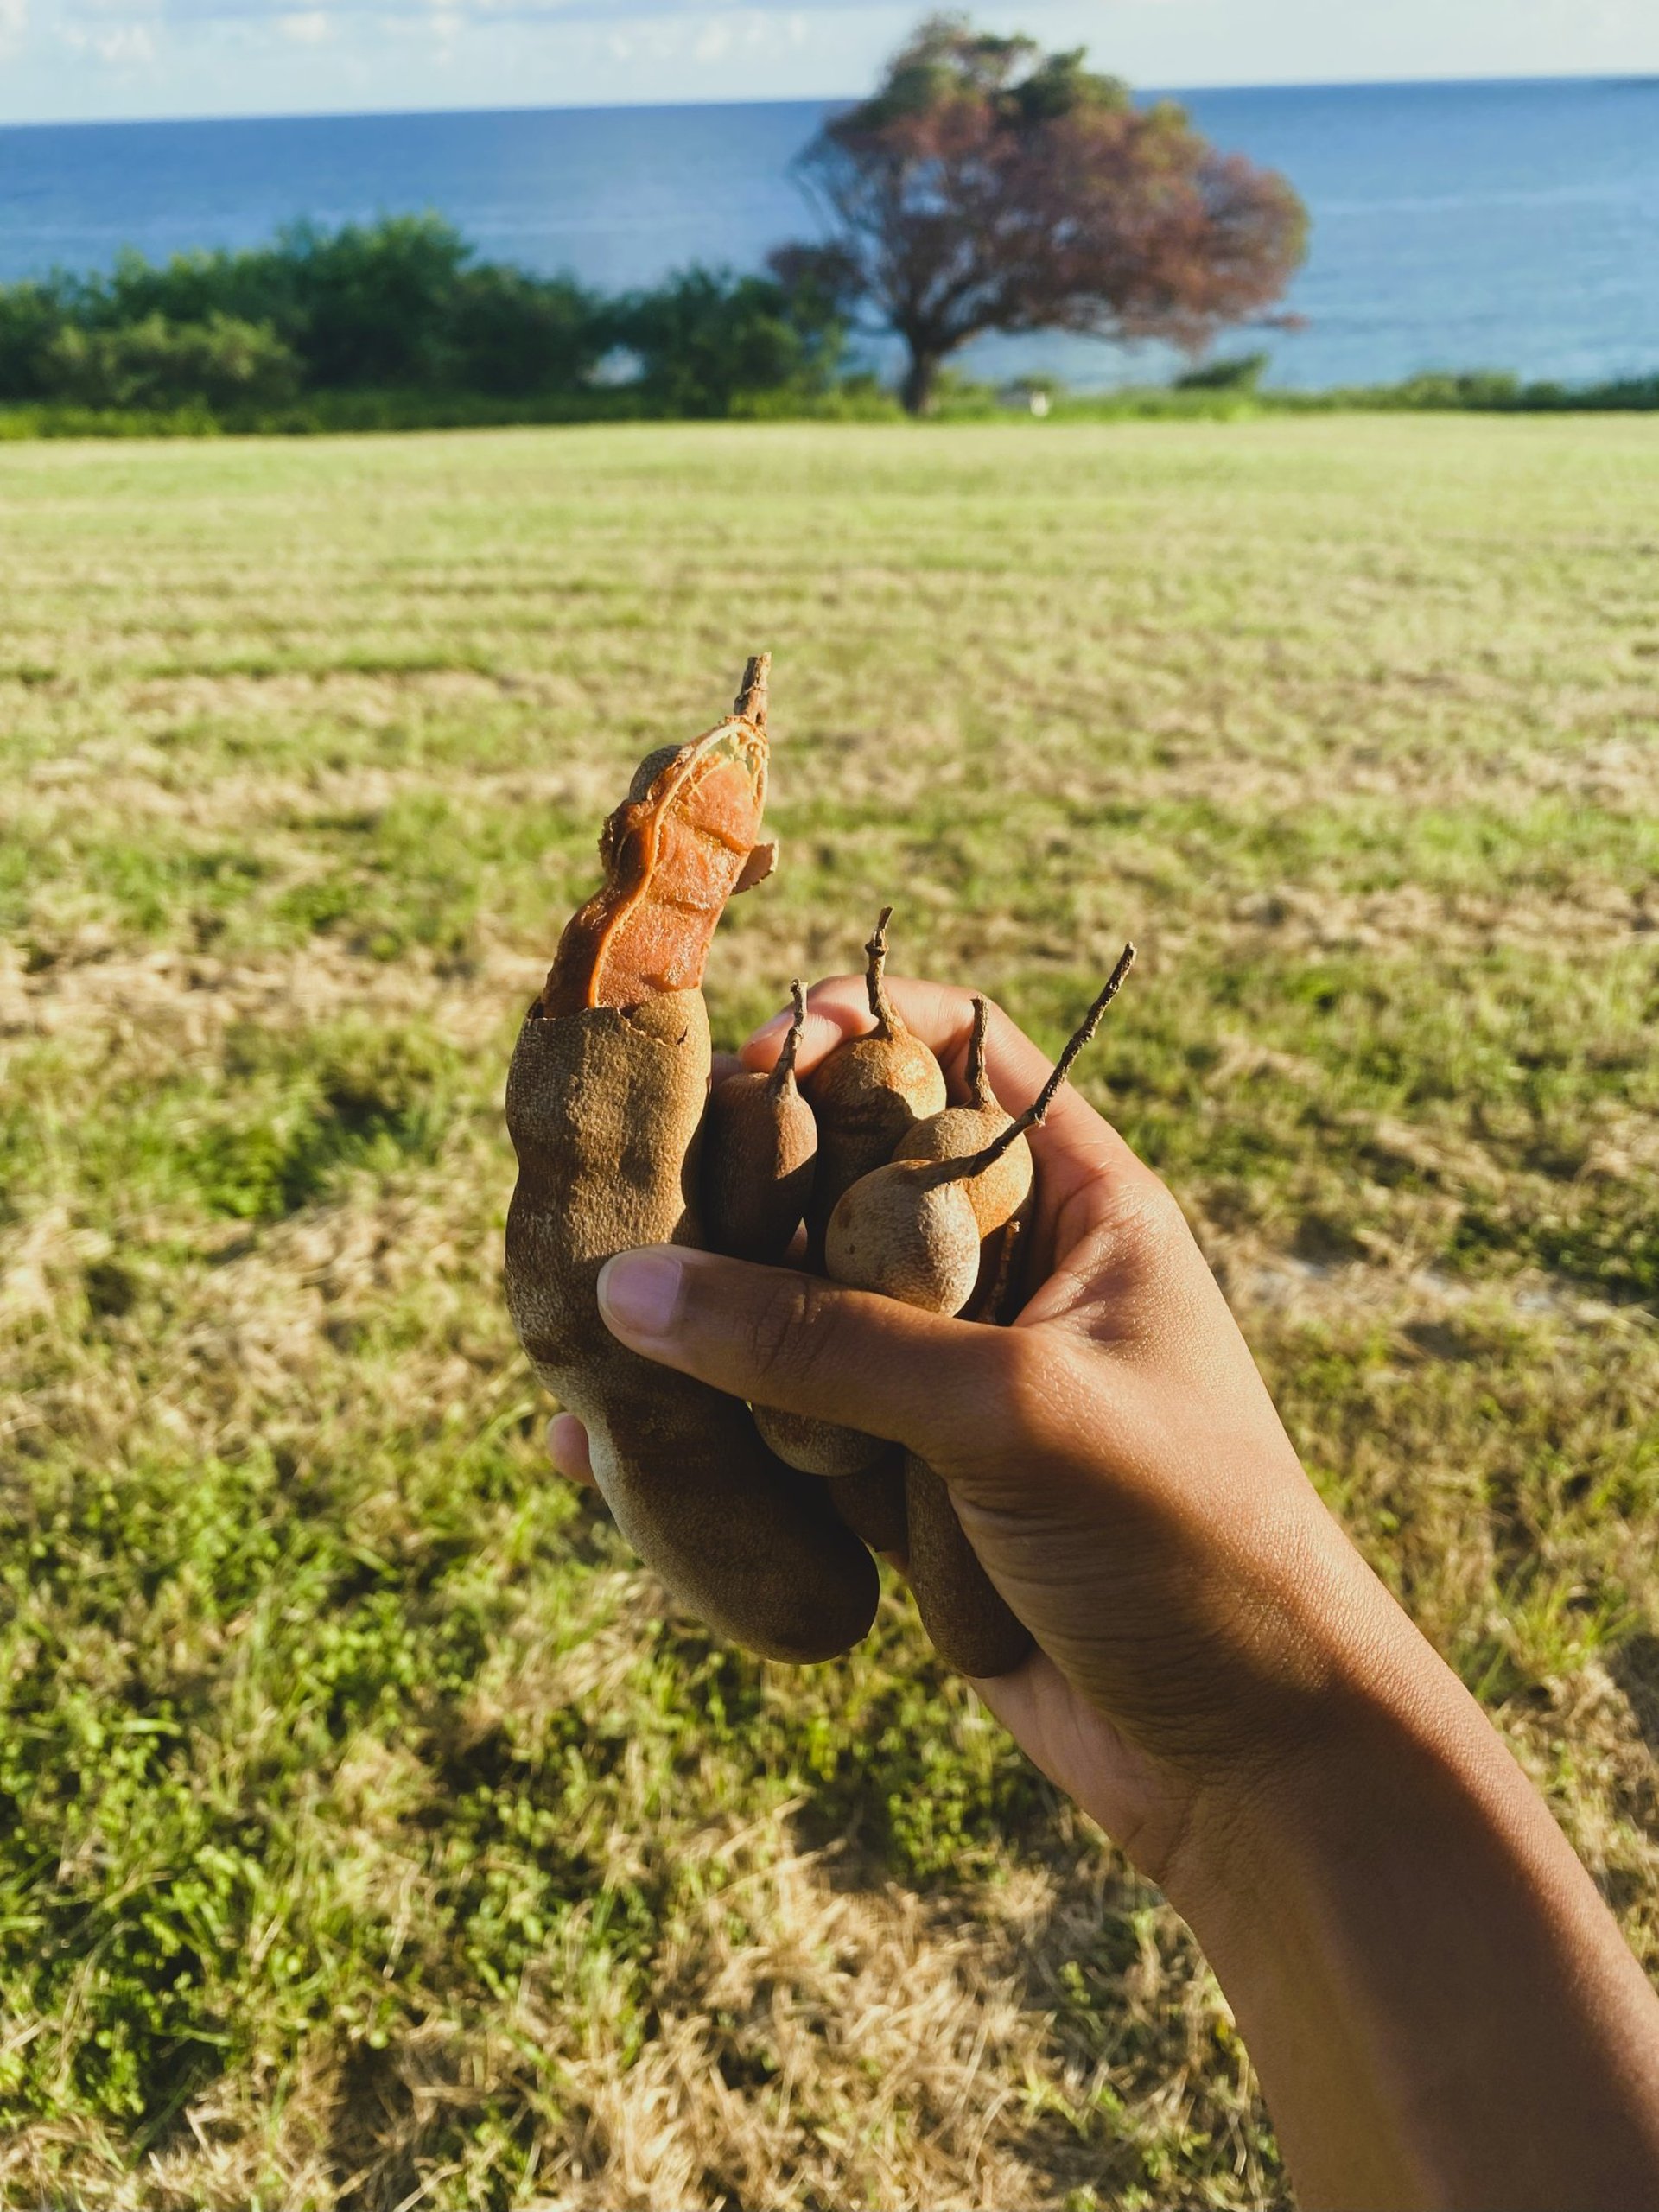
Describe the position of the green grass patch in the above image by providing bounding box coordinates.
[2,417,1656,2208]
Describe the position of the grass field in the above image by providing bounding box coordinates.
[2,416,1657,2210]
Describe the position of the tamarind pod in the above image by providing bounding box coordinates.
[702,981,817,1265]
[895,998,1033,1243]
[826,1453,908,1555]
[753,1402,887,1479]
[505,988,878,1664]
[903,1452,1033,1680]
[702,1074,817,1262]
[963,1188,1034,1323]
[823,1159,984,1316]
[803,907,946,1259]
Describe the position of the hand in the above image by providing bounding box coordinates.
[548,977,1659,2209]
[548,976,1391,1888]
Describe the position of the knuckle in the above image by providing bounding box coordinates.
[989,1326,1061,1445]
[741,1269,842,1393]
[1115,1173,1195,1262]
[931,1323,1054,1468]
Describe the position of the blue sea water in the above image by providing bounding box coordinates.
[1,77,1656,391]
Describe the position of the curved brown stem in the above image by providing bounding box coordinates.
[966,994,993,1109]
[866,906,899,1038]
[770,978,807,1097]
[734,652,770,728]
[922,944,1136,1189]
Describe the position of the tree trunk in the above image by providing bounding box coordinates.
[899,344,944,416]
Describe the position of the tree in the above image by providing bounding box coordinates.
[771,13,1308,415]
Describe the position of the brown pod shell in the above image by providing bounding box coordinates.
[702,1069,817,1263]
[894,1104,1032,1239]
[505,989,878,1664]
[963,1201,1033,1324]
[904,1452,1033,1679]
[804,909,947,1249]
[753,1402,887,1478]
[823,1158,982,1316]
[806,1028,948,1193]
[827,1454,908,1554]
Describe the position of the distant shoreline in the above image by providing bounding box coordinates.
[6,73,1659,137]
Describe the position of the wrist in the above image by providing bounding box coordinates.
[1155,1539,1466,1922]
[1149,1599,1659,2212]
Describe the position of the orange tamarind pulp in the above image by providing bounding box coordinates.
[538,656,775,1018]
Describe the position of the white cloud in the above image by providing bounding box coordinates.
[60,15,156,60]
[10,0,1658,128]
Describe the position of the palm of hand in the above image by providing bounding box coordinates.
[766,976,1322,1878]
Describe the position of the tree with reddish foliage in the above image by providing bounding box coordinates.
[770,15,1308,415]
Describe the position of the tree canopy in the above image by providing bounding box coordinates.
[772,12,1308,412]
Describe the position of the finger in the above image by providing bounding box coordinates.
[594,1245,1027,1467]
[711,1049,744,1089]
[546,1412,597,1489]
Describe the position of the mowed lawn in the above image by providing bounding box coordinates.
[2,417,1657,2210]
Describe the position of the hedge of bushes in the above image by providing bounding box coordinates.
[0,216,848,421]
[1,215,1654,433]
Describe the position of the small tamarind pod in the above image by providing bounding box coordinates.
[904,1452,1033,1678]
[702,980,817,1263]
[893,996,1033,1237]
[804,907,947,1249]
[827,1453,909,1555]
[505,658,878,1664]
[824,1160,984,1316]
[824,947,1136,1318]
[896,995,1033,1319]
[752,1400,888,1478]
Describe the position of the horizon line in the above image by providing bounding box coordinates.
[3,68,1657,135]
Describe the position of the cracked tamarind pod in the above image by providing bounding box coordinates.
[702,979,817,1265]
[824,949,1137,1676]
[504,656,879,1665]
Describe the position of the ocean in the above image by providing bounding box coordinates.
[2,76,1656,391]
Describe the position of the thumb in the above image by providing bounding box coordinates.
[595,1245,1023,1465]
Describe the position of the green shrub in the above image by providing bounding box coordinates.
[1175,349,1269,391]
[41,313,301,410]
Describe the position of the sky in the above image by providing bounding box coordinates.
[3,0,1657,127]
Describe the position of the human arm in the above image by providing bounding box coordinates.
[550,976,1659,2211]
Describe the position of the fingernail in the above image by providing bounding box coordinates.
[598,1249,686,1344]
[749,1007,792,1046]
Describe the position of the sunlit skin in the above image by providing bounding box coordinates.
[550,971,1659,2212]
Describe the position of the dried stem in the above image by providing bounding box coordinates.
[734,653,771,729]
[865,906,900,1038]
[770,979,807,1097]
[965,994,993,1109]
[926,944,1136,1188]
